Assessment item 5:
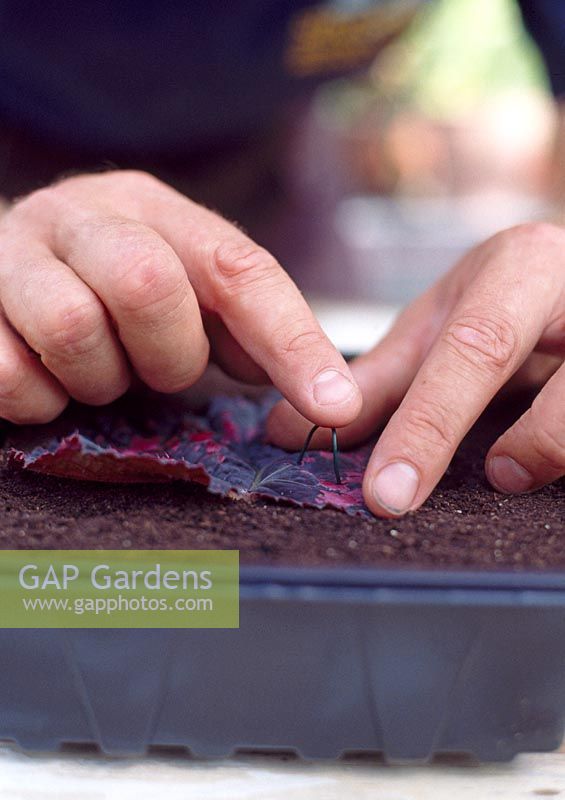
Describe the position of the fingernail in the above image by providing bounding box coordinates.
[372,461,419,515]
[488,455,533,494]
[312,369,356,406]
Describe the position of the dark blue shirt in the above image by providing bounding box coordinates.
[0,0,562,157]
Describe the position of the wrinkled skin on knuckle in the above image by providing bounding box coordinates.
[40,301,106,359]
[401,398,460,457]
[210,241,285,304]
[281,321,327,357]
[443,311,520,378]
[112,247,186,323]
[266,323,328,375]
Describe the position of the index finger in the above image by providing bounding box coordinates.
[133,174,363,428]
[362,224,564,517]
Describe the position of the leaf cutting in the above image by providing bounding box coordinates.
[8,394,374,518]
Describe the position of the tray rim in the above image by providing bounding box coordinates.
[239,562,565,593]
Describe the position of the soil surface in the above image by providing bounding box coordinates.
[0,389,563,570]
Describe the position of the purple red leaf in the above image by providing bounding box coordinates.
[8,394,374,518]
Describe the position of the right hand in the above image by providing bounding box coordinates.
[0,170,362,425]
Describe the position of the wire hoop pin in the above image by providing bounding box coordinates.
[297,425,342,485]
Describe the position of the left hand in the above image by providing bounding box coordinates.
[267,222,565,517]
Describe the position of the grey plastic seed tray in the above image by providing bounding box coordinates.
[1,564,565,764]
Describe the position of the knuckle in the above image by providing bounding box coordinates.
[9,186,63,225]
[444,312,520,376]
[114,249,186,321]
[211,241,282,296]
[61,215,134,260]
[402,399,459,454]
[279,323,328,360]
[41,301,106,357]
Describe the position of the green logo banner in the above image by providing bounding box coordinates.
[0,550,239,628]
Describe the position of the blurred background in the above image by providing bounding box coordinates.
[276,0,557,353]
